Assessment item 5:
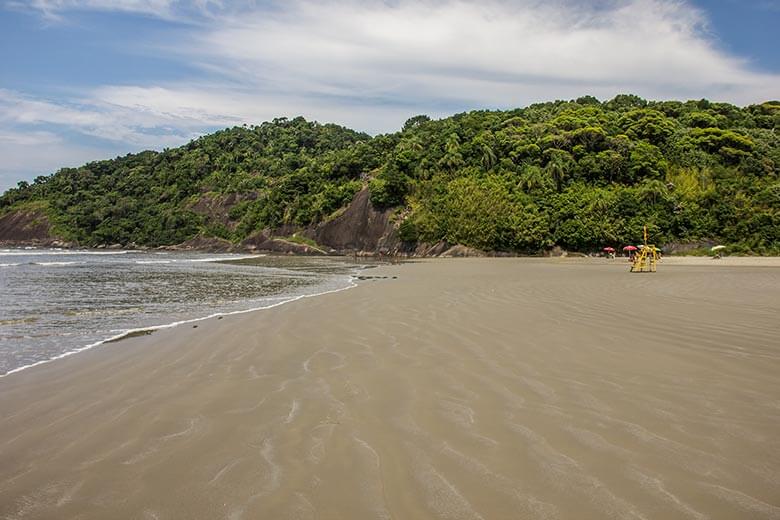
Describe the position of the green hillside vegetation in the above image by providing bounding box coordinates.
[2,96,779,253]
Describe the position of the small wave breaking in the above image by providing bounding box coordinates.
[33,261,83,266]
[0,250,133,256]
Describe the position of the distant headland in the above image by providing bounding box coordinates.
[1,95,778,256]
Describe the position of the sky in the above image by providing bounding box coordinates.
[0,0,778,192]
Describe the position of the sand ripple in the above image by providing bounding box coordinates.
[1,258,778,519]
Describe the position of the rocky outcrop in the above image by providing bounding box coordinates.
[189,192,256,231]
[309,187,400,254]
[182,187,403,256]
[0,208,59,245]
[166,236,237,253]
[412,241,450,256]
[0,190,490,257]
[439,245,485,257]
[241,232,329,255]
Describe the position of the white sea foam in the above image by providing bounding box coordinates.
[187,255,260,262]
[134,255,258,265]
[33,261,82,266]
[0,277,358,379]
[0,262,21,267]
[0,250,132,256]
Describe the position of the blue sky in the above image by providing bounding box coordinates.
[1,0,778,192]
[691,0,780,72]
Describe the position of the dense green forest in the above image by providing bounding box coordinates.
[2,95,779,253]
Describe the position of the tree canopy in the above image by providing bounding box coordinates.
[2,97,778,253]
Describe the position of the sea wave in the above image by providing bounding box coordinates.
[134,255,258,265]
[64,307,143,317]
[0,263,21,267]
[187,255,260,263]
[0,250,132,256]
[0,317,40,326]
[33,261,83,266]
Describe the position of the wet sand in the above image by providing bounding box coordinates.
[1,258,779,519]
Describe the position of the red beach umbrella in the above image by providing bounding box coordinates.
[623,245,638,251]
[603,247,615,252]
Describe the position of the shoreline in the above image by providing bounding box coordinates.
[0,250,371,379]
[1,258,778,519]
[4,241,780,258]
[0,272,360,380]
[2,255,778,380]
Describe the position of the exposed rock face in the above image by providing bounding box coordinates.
[241,232,328,255]
[0,189,489,257]
[190,192,256,230]
[230,187,406,255]
[412,241,450,256]
[439,245,485,257]
[184,187,403,255]
[0,209,56,244]
[167,236,237,253]
[310,187,399,254]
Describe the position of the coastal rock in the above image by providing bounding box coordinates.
[440,245,485,257]
[189,192,258,231]
[0,208,56,244]
[241,232,329,255]
[50,239,76,248]
[172,236,238,253]
[310,187,399,254]
[420,241,450,256]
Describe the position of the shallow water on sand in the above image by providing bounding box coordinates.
[0,249,359,376]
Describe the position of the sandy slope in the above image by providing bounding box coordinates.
[1,258,779,519]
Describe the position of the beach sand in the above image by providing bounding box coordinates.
[1,258,779,519]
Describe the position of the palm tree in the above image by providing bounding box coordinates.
[519,165,552,193]
[481,143,497,171]
[439,133,464,171]
[638,179,669,205]
[398,136,423,153]
[545,153,569,192]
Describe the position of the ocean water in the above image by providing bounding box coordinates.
[0,249,361,377]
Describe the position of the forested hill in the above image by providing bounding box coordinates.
[1,95,779,254]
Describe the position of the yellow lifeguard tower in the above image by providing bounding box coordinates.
[630,226,659,273]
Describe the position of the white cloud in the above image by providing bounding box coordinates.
[189,0,779,107]
[13,0,234,22]
[13,0,780,114]
[16,0,178,21]
[91,84,412,133]
[0,88,214,147]
[0,130,62,147]
[96,0,780,135]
